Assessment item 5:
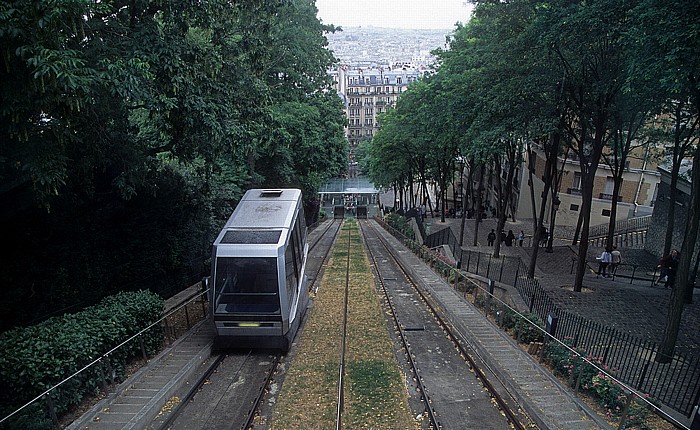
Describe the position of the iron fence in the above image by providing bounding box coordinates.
[419,222,700,418]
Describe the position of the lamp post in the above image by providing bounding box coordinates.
[457,156,465,218]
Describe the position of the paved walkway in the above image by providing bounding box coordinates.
[421,216,700,359]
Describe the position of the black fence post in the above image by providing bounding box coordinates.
[139,335,147,361]
[498,255,506,282]
[45,393,59,427]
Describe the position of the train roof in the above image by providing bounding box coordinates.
[214,189,302,247]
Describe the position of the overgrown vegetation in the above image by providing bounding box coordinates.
[0,290,163,430]
[0,0,347,331]
[384,213,415,240]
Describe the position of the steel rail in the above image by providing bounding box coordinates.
[241,353,282,430]
[309,219,343,295]
[157,353,228,430]
[358,220,441,429]
[364,220,528,430]
[335,221,352,430]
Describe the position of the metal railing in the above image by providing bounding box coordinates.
[1,283,209,429]
[418,221,699,418]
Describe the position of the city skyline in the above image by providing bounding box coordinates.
[316,0,472,30]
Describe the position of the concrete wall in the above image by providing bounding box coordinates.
[644,173,699,261]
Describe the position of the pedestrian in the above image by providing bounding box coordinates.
[656,249,679,288]
[539,225,548,247]
[500,231,507,244]
[487,229,496,246]
[517,230,525,247]
[597,248,612,277]
[610,246,621,275]
[505,230,515,247]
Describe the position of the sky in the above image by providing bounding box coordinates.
[315,0,473,30]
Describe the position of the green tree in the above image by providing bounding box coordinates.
[628,0,700,362]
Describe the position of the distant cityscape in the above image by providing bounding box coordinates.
[325,26,453,67]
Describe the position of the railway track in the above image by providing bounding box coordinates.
[152,350,280,430]
[359,219,532,430]
[150,219,343,430]
[308,219,343,295]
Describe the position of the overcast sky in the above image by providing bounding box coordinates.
[315,0,473,30]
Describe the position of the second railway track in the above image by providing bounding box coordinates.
[360,219,533,430]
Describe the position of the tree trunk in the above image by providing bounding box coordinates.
[657,143,700,362]
[662,163,681,256]
[572,210,583,245]
[605,174,624,250]
[573,174,595,292]
[473,164,485,247]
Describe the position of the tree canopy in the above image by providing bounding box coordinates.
[362,0,699,358]
[0,0,347,330]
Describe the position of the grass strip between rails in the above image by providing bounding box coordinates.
[269,219,417,429]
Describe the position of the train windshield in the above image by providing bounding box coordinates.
[214,257,280,314]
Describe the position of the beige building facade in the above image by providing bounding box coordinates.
[517,143,661,228]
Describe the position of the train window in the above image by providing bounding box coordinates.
[285,240,298,304]
[214,257,280,314]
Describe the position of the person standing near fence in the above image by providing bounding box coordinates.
[517,230,525,247]
[505,230,515,247]
[597,248,612,278]
[487,229,496,246]
[611,246,621,275]
[656,249,679,288]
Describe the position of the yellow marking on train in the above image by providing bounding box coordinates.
[238,323,261,327]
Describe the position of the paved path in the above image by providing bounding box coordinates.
[422,216,700,359]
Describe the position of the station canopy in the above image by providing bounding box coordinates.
[318,177,379,195]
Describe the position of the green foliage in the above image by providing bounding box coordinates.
[513,311,544,344]
[384,213,414,240]
[0,291,163,429]
[543,338,651,427]
[0,0,345,331]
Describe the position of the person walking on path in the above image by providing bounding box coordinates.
[656,249,679,288]
[538,225,548,247]
[610,246,621,275]
[517,230,525,247]
[597,248,612,277]
[505,230,515,247]
[487,229,496,246]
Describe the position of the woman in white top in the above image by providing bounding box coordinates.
[597,248,612,277]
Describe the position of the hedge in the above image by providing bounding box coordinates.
[0,290,163,430]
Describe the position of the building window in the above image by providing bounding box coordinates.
[602,209,611,217]
[605,176,614,195]
[397,77,402,84]
[570,204,579,211]
[572,172,581,190]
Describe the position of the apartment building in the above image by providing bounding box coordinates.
[329,65,427,162]
[517,142,661,228]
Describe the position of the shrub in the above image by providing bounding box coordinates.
[513,311,544,344]
[544,340,651,427]
[0,290,163,429]
[384,213,414,239]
